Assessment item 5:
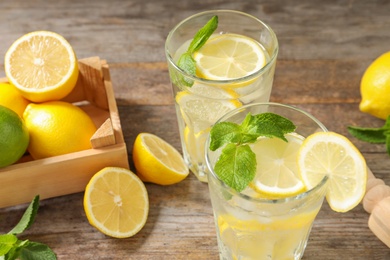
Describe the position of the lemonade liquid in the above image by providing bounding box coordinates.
[207,133,328,260]
[170,35,275,182]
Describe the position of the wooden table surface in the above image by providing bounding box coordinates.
[1,0,390,259]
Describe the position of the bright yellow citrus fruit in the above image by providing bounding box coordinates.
[249,133,306,198]
[84,167,149,238]
[193,33,266,81]
[297,132,367,212]
[132,133,189,185]
[0,105,29,168]
[0,82,30,118]
[4,31,79,102]
[359,51,390,120]
[23,101,96,159]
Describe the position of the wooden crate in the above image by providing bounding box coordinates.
[0,57,129,208]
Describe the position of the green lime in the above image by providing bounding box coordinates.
[0,105,29,168]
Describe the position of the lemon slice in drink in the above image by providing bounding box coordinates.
[193,33,266,81]
[250,133,306,198]
[190,82,239,99]
[176,91,242,134]
[132,133,189,185]
[83,167,149,238]
[5,31,78,102]
[297,132,367,212]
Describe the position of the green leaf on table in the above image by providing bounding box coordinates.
[348,115,390,156]
[214,143,256,192]
[0,195,57,260]
[8,195,39,235]
[210,112,296,192]
[18,242,56,260]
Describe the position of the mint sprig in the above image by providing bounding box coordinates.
[0,195,57,260]
[347,115,390,156]
[176,15,218,87]
[210,112,296,192]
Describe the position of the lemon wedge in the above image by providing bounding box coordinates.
[132,133,189,185]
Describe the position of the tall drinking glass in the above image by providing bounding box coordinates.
[205,103,329,260]
[165,10,278,182]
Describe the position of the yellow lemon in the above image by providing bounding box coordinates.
[359,51,390,119]
[0,105,29,168]
[84,167,149,238]
[0,82,30,118]
[132,133,189,185]
[194,33,266,82]
[297,132,367,212]
[23,101,97,159]
[5,31,78,102]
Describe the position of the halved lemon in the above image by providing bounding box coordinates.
[250,133,306,198]
[297,132,367,212]
[193,33,266,81]
[5,31,78,102]
[83,167,149,238]
[132,133,189,185]
[176,91,242,134]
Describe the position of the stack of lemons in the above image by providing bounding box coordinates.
[0,31,96,167]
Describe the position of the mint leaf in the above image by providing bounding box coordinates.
[0,234,18,256]
[187,16,218,53]
[210,113,296,151]
[210,112,296,192]
[0,195,57,260]
[8,195,39,235]
[18,242,56,260]
[348,115,390,156]
[347,126,386,143]
[176,15,218,87]
[210,122,241,151]
[177,53,196,86]
[214,143,256,192]
[249,113,296,142]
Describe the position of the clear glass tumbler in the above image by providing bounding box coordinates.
[205,103,329,260]
[165,10,279,182]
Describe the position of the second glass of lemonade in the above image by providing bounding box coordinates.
[206,103,329,260]
[165,10,279,182]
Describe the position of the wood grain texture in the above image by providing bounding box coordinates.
[0,0,390,259]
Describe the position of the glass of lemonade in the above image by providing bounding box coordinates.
[205,103,329,260]
[165,10,279,182]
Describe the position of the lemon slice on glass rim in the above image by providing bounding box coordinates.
[297,131,367,213]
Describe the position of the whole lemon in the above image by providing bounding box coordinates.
[359,51,390,120]
[0,105,29,168]
[0,82,30,118]
[23,101,97,159]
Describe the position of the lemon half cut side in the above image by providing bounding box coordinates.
[5,31,79,102]
[84,167,149,238]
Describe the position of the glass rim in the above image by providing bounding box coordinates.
[205,102,329,204]
[165,9,279,85]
